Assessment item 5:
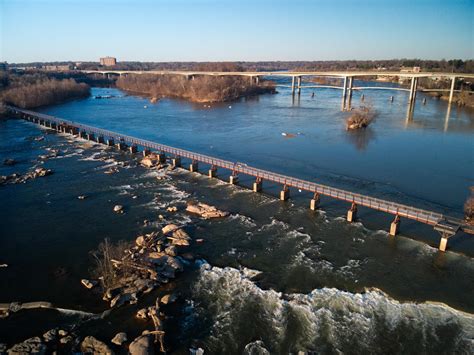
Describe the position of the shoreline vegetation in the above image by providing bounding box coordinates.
[116,74,275,103]
[0,73,90,112]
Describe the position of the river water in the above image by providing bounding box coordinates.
[1,81,474,353]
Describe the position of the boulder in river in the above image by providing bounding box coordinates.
[81,336,114,354]
[186,202,229,219]
[111,332,128,346]
[42,328,58,343]
[167,228,191,246]
[8,336,47,354]
[160,293,177,305]
[81,279,97,289]
[165,245,178,257]
[113,205,124,213]
[162,224,179,235]
[129,334,154,355]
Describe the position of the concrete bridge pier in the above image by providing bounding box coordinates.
[291,76,296,95]
[408,77,418,111]
[208,165,217,178]
[297,76,302,95]
[341,76,348,111]
[106,139,115,147]
[229,174,239,185]
[253,177,262,192]
[171,156,181,167]
[142,149,151,157]
[347,203,357,222]
[190,160,198,172]
[255,76,259,86]
[310,193,320,210]
[280,185,289,201]
[71,127,79,136]
[116,142,127,150]
[86,133,95,141]
[347,77,353,110]
[129,145,138,154]
[158,153,166,163]
[438,233,453,252]
[96,136,105,144]
[80,131,87,139]
[389,215,401,236]
[51,123,57,130]
[448,76,456,105]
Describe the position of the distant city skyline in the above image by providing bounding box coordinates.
[1,0,473,63]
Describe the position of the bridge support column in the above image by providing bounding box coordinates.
[253,178,262,192]
[439,236,449,252]
[86,133,95,141]
[310,193,320,210]
[129,145,138,154]
[106,139,115,147]
[51,123,57,130]
[72,127,79,136]
[80,131,87,138]
[142,149,151,157]
[347,77,353,110]
[255,76,259,86]
[208,166,217,178]
[389,215,401,236]
[116,142,127,150]
[158,153,166,163]
[297,76,302,95]
[448,76,456,105]
[408,76,418,111]
[280,185,289,201]
[347,203,357,223]
[171,157,181,167]
[291,76,296,95]
[189,161,198,172]
[341,76,348,111]
[96,136,105,144]
[229,174,239,185]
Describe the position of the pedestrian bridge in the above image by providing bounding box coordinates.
[7,106,473,252]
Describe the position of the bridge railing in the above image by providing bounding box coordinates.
[10,106,449,227]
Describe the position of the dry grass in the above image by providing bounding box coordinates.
[346,105,376,130]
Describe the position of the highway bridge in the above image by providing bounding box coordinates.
[81,70,473,111]
[7,106,473,252]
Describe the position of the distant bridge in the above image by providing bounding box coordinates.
[8,106,473,252]
[80,70,473,112]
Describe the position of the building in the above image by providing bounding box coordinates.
[100,56,117,67]
[43,65,71,71]
[0,62,7,71]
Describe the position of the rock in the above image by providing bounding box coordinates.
[135,235,145,246]
[166,256,184,272]
[190,348,205,355]
[33,167,53,177]
[165,245,178,257]
[113,205,124,213]
[42,328,57,342]
[81,279,97,289]
[196,239,204,243]
[81,336,113,354]
[110,292,137,308]
[186,202,229,219]
[140,156,159,168]
[166,206,178,213]
[3,158,17,166]
[168,228,191,246]
[160,293,177,305]
[136,308,148,319]
[8,337,46,354]
[158,214,164,220]
[181,252,195,261]
[162,224,179,235]
[77,195,87,200]
[129,335,154,355]
[60,335,73,345]
[133,278,156,294]
[58,329,68,337]
[111,332,128,346]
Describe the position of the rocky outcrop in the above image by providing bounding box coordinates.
[80,336,114,354]
[1,167,53,186]
[81,279,97,289]
[111,332,128,346]
[113,205,124,214]
[186,202,229,219]
[129,334,154,355]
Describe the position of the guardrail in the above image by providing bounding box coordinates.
[9,106,471,233]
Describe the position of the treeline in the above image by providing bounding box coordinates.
[116,74,275,103]
[10,59,474,73]
[0,73,90,109]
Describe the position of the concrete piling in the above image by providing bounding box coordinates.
[96,136,105,144]
[171,157,181,167]
[86,133,95,141]
[347,203,357,222]
[116,142,127,150]
[229,175,239,185]
[280,185,289,201]
[142,149,151,157]
[129,145,138,154]
[439,236,449,252]
[208,166,217,178]
[389,215,401,236]
[106,139,115,147]
[253,178,262,192]
[190,161,198,172]
[310,193,320,210]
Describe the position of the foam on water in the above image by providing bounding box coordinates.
[193,264,474,354]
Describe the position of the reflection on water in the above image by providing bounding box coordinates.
[345,127,376,151]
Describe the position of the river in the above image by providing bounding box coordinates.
[1,80,474,353]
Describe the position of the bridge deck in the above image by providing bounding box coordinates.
[9,106,472,234]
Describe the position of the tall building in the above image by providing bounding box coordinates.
[100,56,117,67]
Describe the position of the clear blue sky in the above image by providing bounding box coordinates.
[1,0,473,63]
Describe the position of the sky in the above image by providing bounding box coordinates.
[1,0,473,63]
